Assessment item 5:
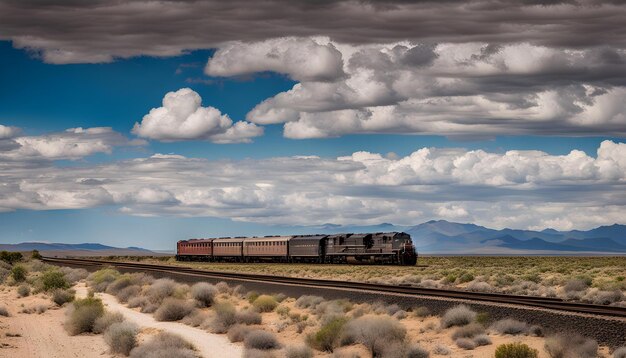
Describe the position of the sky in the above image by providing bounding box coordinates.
[0,0,625,249]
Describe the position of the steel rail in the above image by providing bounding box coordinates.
[43,256,626,318]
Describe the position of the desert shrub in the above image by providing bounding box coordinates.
[28,260,49,272]
[584,289,624,305]
[273,293,287,303]
[476,312,490,326]
[0,251,22,264]
[31,249,42,260]
[296,295,324,309]
[491,318,528,335]
[404,345,430,358]
[208,302,237,333]
[473,334,492,346]
[0,267,9,283]
[440,305,476,328]
[458,272,474,283]
[467,281,492,292]
[65,297,105,335]
[191,282,217,307]
[21,304,48,314]
[0,306,9,316]
[308,316,348,352]
[129,332,196,358]
[154,298,194,321]
[414,306,431,318]
[528,325,544,337]
[117,285,142,303]
[88,268,120,292]
[393,310,408,320]
[146,278,178,303]
[451,323,485,339]
[372,302,401,315]
[60,267,89,284]
[545,333,598,358]
[93,311,125,334]
[41,270,70,291]
[228,324,253,342]
[433,344,450,355]
[614,347,626,358]
[106,275,134,295]
[236,309,262,325]
[244,330,280,350]
[181,310,209,327]
[564,279,589,292]
[104,322,138,356]
[127,296,148,308]
[215,281,231,294]
[52,289,75,306]
[285,345,313,358]
[253,295,278,312]
[247,291,260,303]
[17,283,30,297]
[495,343,538,358]
[455,338,476,350]
[315,299,353,324]
[342,315,406,356]
[11,264,27,282]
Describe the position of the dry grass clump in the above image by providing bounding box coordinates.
[182,310,210,327]
[564,279,589,292]
[307,316,348,352]
[466,281,493,292]
[191,282,217,307]
[285,345,314,358]
[52,289,75,306]
[473,334,492,346]
[88,268,120,292]
[17,283,30,297]
[236,308,262,325]
[342,315,406,356]
[228,324,253,342]
[491,318,528,335]
[21,304,48,314]
[583,289,624,305]
[215,281,232,294]
[129,332,196,358]
[93,311,125,334]
[295,295,324,309]
[413,306,431,318]
[65,297,105,335]
[146,278,178,303]
[432,344,451,355]
[11,264,27,282]
[451,323,485,339]
[613,347,626,358]
[244,330,281,350]
[60,267,89,284]
[455,338,476,350]
[207,302,237,333]
[154,298,195,321]
[116,285,142,303]
[253,295,278,312]
[440,305,476,328]
[544,333,598,358]
[104,321,138,356]
[495,342,538,358]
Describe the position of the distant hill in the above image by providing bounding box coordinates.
[402,220,626,254]
[0,242,160,257]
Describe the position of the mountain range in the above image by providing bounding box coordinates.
[310,221,626,254]
[0,242,160,256]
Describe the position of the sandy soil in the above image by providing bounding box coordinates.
[0,285,110,358]
[75,283,243,358]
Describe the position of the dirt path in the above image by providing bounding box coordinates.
[75,283,243,358]
[0,286,110,358]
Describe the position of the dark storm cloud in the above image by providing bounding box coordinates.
[0,0,624,63]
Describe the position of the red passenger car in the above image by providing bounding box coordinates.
[176,238,213,260]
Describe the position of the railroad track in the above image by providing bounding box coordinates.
[43,256,626,319]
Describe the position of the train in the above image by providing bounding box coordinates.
[176,232,418,266]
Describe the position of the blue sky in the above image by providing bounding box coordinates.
[1,1,625,249]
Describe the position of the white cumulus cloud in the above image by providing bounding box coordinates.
[132,88,263,143]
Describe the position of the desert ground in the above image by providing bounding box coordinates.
[1,256,625,358]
